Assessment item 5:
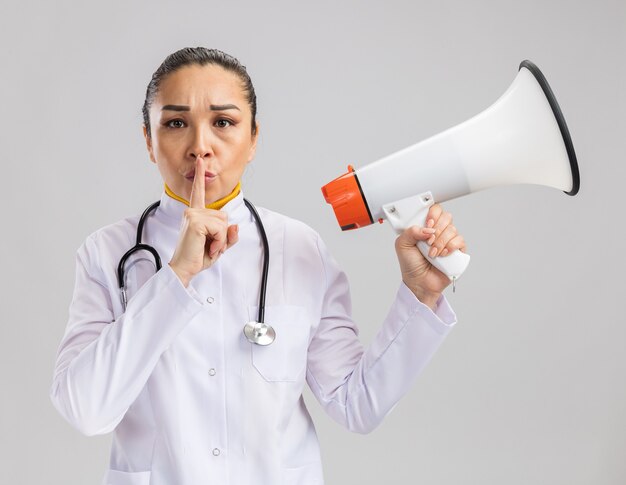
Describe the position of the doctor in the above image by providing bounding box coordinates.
[50,47,467,485]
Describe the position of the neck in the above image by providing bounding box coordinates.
[164,181,241,210]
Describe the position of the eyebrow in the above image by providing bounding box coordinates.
[161,104,240,112]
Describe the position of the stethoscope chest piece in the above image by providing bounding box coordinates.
[244,321,276,346]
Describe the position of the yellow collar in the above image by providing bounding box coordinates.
[164,181,241,210]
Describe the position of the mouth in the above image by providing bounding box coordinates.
[185,170,217,181]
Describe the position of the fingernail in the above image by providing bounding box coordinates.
[441,248,448,256]
[429,247,437,258]
[428,219,434,227]
[423,227,436,234]
[428,235,435,245]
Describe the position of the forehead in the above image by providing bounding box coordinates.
[154,64,247,109]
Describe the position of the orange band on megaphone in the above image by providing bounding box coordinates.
[321,165,373,230]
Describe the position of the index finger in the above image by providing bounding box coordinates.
[189,156,205,209]
[426,203,443,227]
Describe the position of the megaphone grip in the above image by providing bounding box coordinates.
[382,192,471,282]
[416,239,470,282]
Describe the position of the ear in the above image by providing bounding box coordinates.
[247,122,260,163]
[143,124,157,164]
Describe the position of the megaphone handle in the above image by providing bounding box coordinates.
[382,193,471,283]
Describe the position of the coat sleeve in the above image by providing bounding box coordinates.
[305,235,457,434]
[49,235,205,436]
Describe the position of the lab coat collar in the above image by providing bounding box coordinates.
[156,187,251,226]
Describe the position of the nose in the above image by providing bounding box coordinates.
[188,124,215,160]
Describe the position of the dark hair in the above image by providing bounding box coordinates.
[142,47,257,138]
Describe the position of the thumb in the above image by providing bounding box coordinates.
[396,225,436,249]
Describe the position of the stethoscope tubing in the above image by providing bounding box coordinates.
[116,198,269,332]
[243,199,269,324]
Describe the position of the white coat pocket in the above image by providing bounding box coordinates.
[247,305,312,382]
[102,469,151,485]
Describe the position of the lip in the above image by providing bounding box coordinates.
[185,170,217,180]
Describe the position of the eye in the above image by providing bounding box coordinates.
[215,118,233,128]
[166,119,185,129]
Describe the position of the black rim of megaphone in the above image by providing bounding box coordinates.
[519,60,580,196]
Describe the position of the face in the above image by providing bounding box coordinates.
[143,64,258,205]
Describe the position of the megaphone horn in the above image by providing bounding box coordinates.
[322,60,580,284]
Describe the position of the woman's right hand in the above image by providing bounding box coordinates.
[169,156,239,287]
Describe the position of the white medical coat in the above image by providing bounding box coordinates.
[50,189,458,485]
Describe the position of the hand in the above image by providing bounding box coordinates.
[168,156,239,287]
[394,204,467,308]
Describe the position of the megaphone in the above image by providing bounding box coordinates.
[321,60,580,286]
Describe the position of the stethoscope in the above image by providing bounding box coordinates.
[116,198,276,346]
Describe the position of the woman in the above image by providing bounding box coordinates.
[50,48,466,485]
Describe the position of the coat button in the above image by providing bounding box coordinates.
[208,368,216,376]
[212,448,221,456]
[206,296,215,304]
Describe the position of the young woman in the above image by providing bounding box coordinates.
[50,47,466,485]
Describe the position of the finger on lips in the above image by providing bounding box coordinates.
[190,156,205,209]
[189,156,239,259]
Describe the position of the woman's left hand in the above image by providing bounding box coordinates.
[394,203,467,309]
